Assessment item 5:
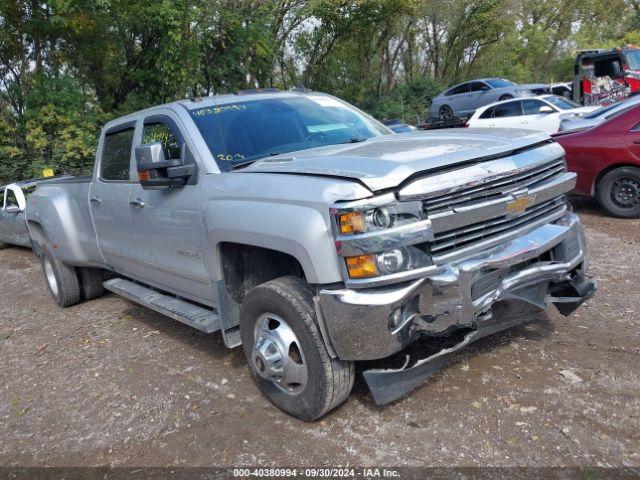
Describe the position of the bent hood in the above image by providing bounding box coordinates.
[240,128,552,192]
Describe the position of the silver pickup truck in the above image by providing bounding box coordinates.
[26,90,595,420]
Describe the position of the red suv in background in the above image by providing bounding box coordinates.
[553,102,640,218]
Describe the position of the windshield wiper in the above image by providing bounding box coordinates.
[344,137,367,144]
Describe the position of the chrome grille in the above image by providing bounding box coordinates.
[423,157,566,214]
[430,196,567,257]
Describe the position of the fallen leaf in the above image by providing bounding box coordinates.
[34,343,48,355]
[520,406,538,413]
[471,401,482,409]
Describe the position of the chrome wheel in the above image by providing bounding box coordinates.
[43,257,58,297]
[251,313,308,395]
[611,177,640,209]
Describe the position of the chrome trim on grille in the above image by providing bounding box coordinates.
[429,172,576,233]
[398,141,566,203]
[431,197,567,261]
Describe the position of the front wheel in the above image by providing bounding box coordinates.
[239,276,354,421]
[499,94,514,101]
[597,166,640,218]
[438,105,454,120]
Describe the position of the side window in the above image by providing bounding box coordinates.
[5,189,19,208]
[451,83,470,95]
[142,122,182,160]
[522,100,546,115]
[494,101,522,118]
[470,82,489,92]
[101,128,135,181]
[480,106,495,119]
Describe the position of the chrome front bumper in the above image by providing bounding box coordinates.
[317,213,594,362]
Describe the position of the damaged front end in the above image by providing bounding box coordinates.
[317,213,595,405]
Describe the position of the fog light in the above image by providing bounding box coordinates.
[375,249,406,275]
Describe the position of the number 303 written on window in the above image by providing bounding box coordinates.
[217,153,245,162]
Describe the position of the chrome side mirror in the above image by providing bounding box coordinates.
[135,142,192,190]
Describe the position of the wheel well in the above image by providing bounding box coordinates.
[592,163,640,196]
[219,243,305,304]
[27,221,47,255]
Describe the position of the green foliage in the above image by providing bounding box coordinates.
[1,0,638,183]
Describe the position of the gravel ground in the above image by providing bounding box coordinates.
[0,199,639,469]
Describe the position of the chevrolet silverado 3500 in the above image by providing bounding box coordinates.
[26,90,595,420]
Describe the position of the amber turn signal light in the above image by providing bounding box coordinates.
[345,254,378,278]
[338,211,366,235]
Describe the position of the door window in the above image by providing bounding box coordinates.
[470,82,489,92]
[522,99,547,115]
[142,122,182,160]
[447,83,470,96]
[101,128,135,181]
[494,101,522,117]
[5,189,19,209]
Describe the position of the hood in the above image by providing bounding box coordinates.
[558,106,599,120]
[240,128,551,192]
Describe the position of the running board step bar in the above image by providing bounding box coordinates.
[104,278,221,333]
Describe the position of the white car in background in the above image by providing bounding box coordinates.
[465,95,598,134]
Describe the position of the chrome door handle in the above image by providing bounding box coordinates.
[89,196,102,205]
[129,198,145,208]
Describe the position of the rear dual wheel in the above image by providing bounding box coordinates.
[240,276,354,421]
[40,244,104,307]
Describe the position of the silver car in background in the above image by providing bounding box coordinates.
[558,95,640,132]
[430,78,550,120]
[0,182,31,249]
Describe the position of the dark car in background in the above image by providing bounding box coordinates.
[430,78,550,120]
[553,102,640,218]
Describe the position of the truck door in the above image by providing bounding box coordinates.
[128,113,212,305]
[89,123,140,276]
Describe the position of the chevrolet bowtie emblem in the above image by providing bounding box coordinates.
[506,194,536,214]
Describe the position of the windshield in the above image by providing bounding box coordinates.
[189,95,391,169]
[544,95,580,110]
[485,79,514,88]
[624,50,640,70]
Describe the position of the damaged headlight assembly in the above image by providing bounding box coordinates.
[330,193,435,280]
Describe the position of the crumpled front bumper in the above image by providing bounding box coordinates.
[316,213,596,404]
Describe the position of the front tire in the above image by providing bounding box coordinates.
[597,166,640,218]
[499,94,514,101]
[240,276,354,421]
[40,244,81,307]
[438,105,454,120]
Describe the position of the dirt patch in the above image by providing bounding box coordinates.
[0,200,638,468]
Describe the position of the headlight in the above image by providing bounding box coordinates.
[345,246,432,279]
[332,194,433,280]
[334,198,423,236]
